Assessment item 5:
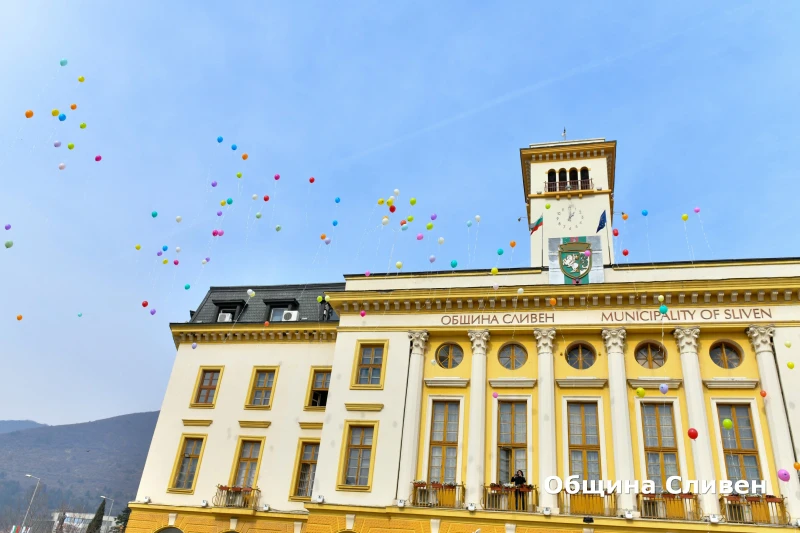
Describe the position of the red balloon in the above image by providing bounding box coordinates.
[389,205,396,213]
[309,177,315,183]
[173,259,179,265]
[212,229,219,236]
[622,249,629,256]
[400,220,406,226]
[760,390,767,398]
[688,428,698,440]
[264,321,270,327]
[141,301,148,308]
[613,228,619,237]
[263,195,270,202]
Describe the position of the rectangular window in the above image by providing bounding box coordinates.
[171,436,205,491]
[233,440,262,488]
[642,403,679,493]
[344,426,374,487]
[428,401,459,484]
[357,345,383,385]
[217,307,238,322]
[498,401,527,483]
[568,402,600,483]
[294,442,320,498]
[249,370,275,406]
[718,404,761,493]
[309,370,331,408]
[270,307,288,322]
[192,368,222,407]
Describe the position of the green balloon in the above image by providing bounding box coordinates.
[4,241,12,249]
[722,418,733,430]
[317,296,323,303]
[275,225,282,232]
[255,212,262,219]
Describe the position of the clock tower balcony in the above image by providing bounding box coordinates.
[544,178,593,193]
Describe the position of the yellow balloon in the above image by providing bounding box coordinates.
[636,387,646,398]
[135,244,141,250]
[491,267,498,275]
[51,109,59,116]
[220,200,226,206]
[78,76,85,82]
[785,341,792,348]
[658,295,664,303]
[162,259,168,264]
[789,362,795,370]
[395,261,403,269]
[387,198,394,206]
[545,203,551,209]
[408,215,415,222]
[681,214,689,221]
[410,198,417,205]
[378,198,385,205]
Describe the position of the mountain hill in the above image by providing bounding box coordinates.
[0,420,48,434]
[0,412,158,522]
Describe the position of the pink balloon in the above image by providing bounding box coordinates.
[274,174,280,180]
[492,392,498,399]
[778,469,791,482]
[360,310,366,317]
[95,155,102,162]
[416,233,423,240]
[324,238,331,244]
[694,207,700,213]
[583,250,591,257]
[219,229,224,236]
[173,259,179,265]
[364,270,371,277]
[212,229,219,236]
[429,255,436,263]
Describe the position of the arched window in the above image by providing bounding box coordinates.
[499,343,528,370]
[436,344,464,369]
[710,342,742,369]
[580,167,589,184]
[566,343,596,370]
[558,169,568,191]
[547,169,557,192]
[635,342,666,369]
[569,168,578,183]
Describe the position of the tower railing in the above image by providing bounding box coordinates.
[544,179,593,192]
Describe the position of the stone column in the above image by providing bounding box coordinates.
[535,328,558,512]
[465,329,490,507]
[396,330,429,502]
[674,327,720,516]
[601,328,636,513]
[747,326,800,519]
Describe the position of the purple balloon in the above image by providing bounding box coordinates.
[778,469,791,482]
[429,255,436,263]
[157,251,163,256]
[53,141,61,148]
[324,237,331,244]
[205,257,210,262]
[217,210,223,216]
[431,213,438,221]
[4,224,10,231]
[191,342,197,349]
[150,309,156,315]
[659,383,669,394]
[211,181,218,187]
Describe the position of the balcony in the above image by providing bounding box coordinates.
[213,485,261,510]
[482,485,538,513]
[559,491,616,517]
[720,494,789,526]
[409,482,464,509]
[543,179,593,193]
[638,493,700,521]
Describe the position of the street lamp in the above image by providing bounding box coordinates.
[100,496,115,532]
[21,474,41,531]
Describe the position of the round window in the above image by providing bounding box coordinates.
[635,342,666,369]
[499,343,528,370]
[710,342,742,369]
[566,343,596,370]
[436,344,464,369]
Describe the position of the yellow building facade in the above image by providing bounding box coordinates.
[128,139,800,533]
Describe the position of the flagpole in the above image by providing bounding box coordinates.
[540,213,544,269]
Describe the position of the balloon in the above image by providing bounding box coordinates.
[317,296,323,303]
[400,220,406,226]
[217,211,222,216]
[475,215,481,223]
[491,267,498,275]
[659,383,669,394]
[51,109,59,117]
[236,172,242,178]
[325,295,331,302]
[202,259,208,265]
[320,234,327,240]
[219,200,226,206]
[231,144,237,150]
[78,76,85,82]
[622,213,628,221]
[64,142,74,150]
[157,251,163,256]
[393,189,400,196]
[659,304,668,315]
[360,310,367,317]
[583,250,591,257]
[410,198,417,205]
[183,284,190,291]
[492,392,498,399]
[252,194,258,200]
[549,298,557,306]
[162,245,168,251]
[466,220,472,227]
[492,284,499,290]
[794,462,800,471]
[688,428,698,440]
[694,207,700,213]
[378,198,385,205]
[217,136,223,143]
[151,211,158,218]
[162,259,168,265]
[396,261,403,269]
[274,174,280,180]
[785,341,792,348]
[70,104,77,110]
[324,237,332,244]
[429,255,436,263]
[788,362,795,369]
[78,313,82,318]
[176,247,181,253]
[3,225,9,230]
[173,259,179,265]
[16,315,22,321]
[545,203,551,209]
[79,122,86,129]
[497,248,504,256]
[58,163,66,170]
[263,321,270,327]
[60,59,68,66]
[438,237,444,245]
[642,209,648,216]
[309,176,315,183]
[242,153,248,160]
[25,110,33,118]
[431,214,437,220]
[175,216,182,223]
[58,113,66,121]
[517,288,524,295]
[722,418,733,430]
[275,225,282,231]
[54,141,61,147]
[622,249,629,256]
[382,217,389,226]
[205,257,210,262]
[681,214,689,221]
[211,181,218,187]
[192,342,197,349]
[212,230,219,236]
[416,233,423,241]
[142,301,148,307]
[778,469,791,482]
[264,195,270,201]
[510,241,516,248]
[401,225,408,232]
[407,215,414,222]
[636,387,646,398]
[426,222,433,230]
[247,289,255,297]
[658,295,664,302]
[389,205,397,213]
[218,229,224,236]
[760,390,767,398]
[365,271,371,277]
[226,198,233,205]
[450,260,458,268]
[4,241,13,249]
[135,244,141,250]
[335,197,340,203]
[613,228,619,237]
[150,309,156,315]
[255,212,262,219]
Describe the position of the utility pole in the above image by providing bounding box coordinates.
[21,474,42,532]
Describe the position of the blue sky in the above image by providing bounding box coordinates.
[1,1,798,425]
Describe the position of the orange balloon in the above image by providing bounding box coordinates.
[16,314,22,321]
[242,153,248,160]
[794,462,800,471]
[549,298,557,306]
[264,321,270,327]
[70,103,77,110]
[320,233,327,240]
[622,213,629,221]
[24,110,33,118]
[510,240,516,248]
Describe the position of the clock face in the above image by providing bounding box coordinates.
[555,203,584,231]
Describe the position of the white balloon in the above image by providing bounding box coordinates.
[175,247,181,253]
[381,217,390,226]
[201,259,208,265]
[517,288,524,294]
[393,189,400,196]
[247,289,255,297]
[252,194,258,200]
[176,216,182,223]
[438,237,445,245]
[475,215,481,223]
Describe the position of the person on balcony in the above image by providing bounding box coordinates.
[511,470,527,511]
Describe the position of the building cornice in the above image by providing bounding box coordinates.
[344,403,384,412]
[627,377,683,389]
[703,377,760,389]
[488,377,537,388]
[423,377,470,388]
[556,377,608,389]
[239,421,271,428]
[169,323,338,348]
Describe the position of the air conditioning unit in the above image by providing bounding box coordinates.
[218,313,233,322]
[282,310,300,321]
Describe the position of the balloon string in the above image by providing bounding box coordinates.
[682,222,695,265]
[697,213,713,255]
[645,217,655,266]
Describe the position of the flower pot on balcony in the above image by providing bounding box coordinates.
[413,482,427,488]
[745,496,761,502]
[218,485,229,491]
[242,487,253,493]
[679,493,694,499]
[642,493,657,499]
[517,486,533,493]
[430,483,443,489]
[725,495,743,502]
[231,487,242,493]
[662,493,677,500]
[765,496,782,503]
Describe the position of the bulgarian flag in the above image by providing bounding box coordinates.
[529,214,543,234]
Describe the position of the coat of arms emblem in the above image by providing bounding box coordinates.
[559,242,592,280]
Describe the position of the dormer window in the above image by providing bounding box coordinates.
[264,299,299,322]
[217,307,237,322]
[213,301,245,323]
[270,307,289,321]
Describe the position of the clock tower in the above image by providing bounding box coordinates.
[519,138,617,281]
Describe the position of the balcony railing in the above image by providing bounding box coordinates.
[559,491,616,517]
[638,493,700,521]
[213,485,261,510]
[409,482,464,509]
[720,494,789,525]
[482,485,538,512]
[544,179,593,193]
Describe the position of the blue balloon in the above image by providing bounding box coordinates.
[217,136,223,143]
[59,59,68,66]
[58,113,66,121]
[332,220,338,226]
[335,197,341,203]
[659,304,668,315]
[642,209,649,216]
[231,144,237,150]
[162,245,168,251]
[450,259,458,268]
[401,224,409,231]
[466,220,473,227]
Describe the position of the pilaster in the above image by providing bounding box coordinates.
[534,328,558,512]
[397,330,428,502]
[465,330,490,507]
